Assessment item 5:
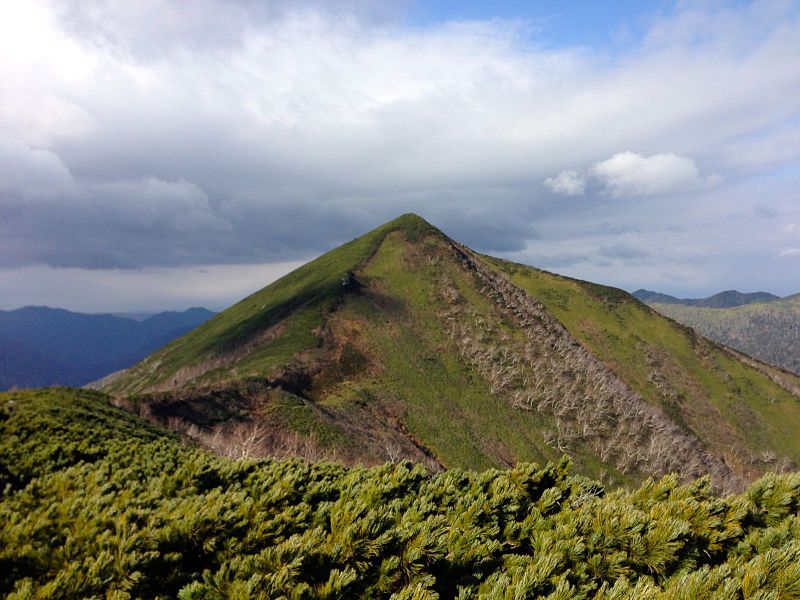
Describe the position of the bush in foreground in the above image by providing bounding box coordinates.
[1,388,800,599]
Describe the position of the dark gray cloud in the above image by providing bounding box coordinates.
[598,243,651,261]
[1,1,800,309]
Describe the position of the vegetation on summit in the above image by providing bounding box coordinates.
[3,387,800,599]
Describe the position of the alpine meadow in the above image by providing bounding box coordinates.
[3,1,800,598]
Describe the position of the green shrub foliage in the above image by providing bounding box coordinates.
[2,388,800,599]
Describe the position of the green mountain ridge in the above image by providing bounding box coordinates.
[104,214,800,492]
[632,289,783,308]
[648,296,800,377]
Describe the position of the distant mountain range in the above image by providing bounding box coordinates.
[0,306,215,390]
[632,289,782,308]
[639,293,800,376]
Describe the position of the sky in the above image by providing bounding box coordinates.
[1,0,799,312]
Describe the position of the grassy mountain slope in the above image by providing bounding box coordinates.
[487,261,800,477]
[106,216,436,394]
[106,215,800,491]
[650,296,800,376]
[4,387,800,598]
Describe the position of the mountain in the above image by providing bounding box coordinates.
[0,306,215,389]
[631,289,683,304]
[4,386,800,597]
[648,295,800,376]
[106,214,800,492]
[0,334,74,390]
[632,288,782,308]
[699,290,782,308]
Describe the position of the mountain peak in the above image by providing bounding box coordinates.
[392,212,426,224]
[382,213,445,241]
[104,212,451,395]
[104,216,800,491]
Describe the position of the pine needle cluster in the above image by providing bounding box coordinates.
[2,388,800,599]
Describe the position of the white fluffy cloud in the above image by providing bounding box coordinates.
[591,152,702,197]
[544,170,585,196]
[544,151,714,199]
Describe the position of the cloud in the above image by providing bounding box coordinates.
[544,151,717,200]
[525,253,589,269]
[783,223,800,234]
[1,0,800,307]
[779,248,800,257]
[544,170,585,196]
[0,261,305,312]
[598,243,651,261]
[591,152,702,197]
[0,135,73,198]
[0,172,233,269]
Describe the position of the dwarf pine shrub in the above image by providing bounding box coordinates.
[2,388,800,599]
